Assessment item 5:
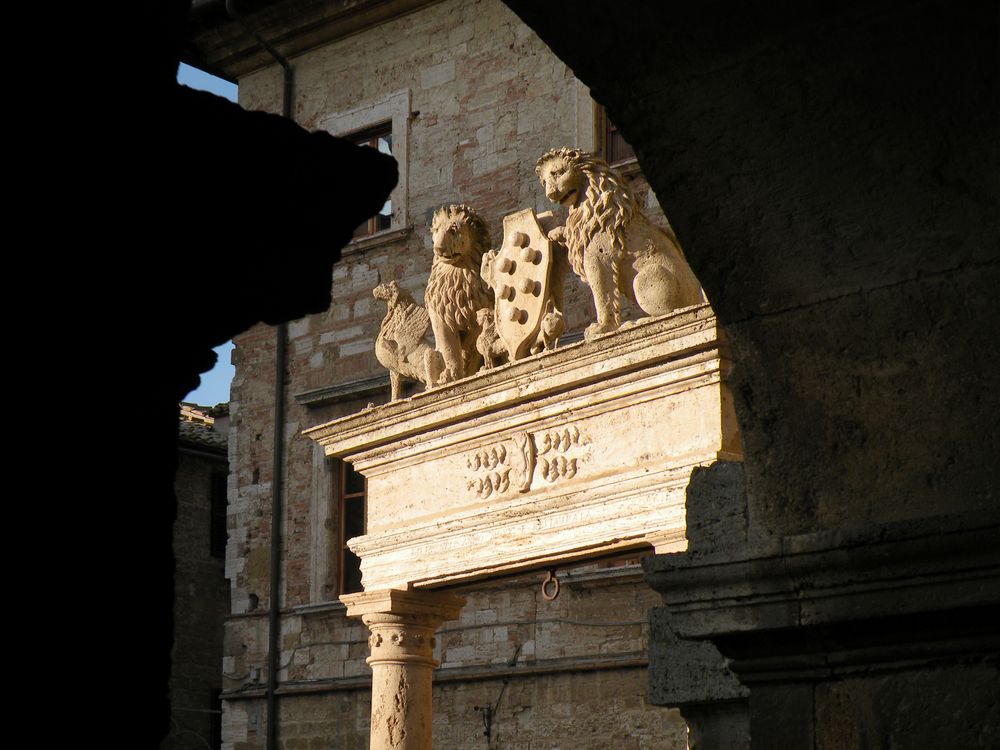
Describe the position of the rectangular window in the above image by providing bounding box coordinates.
[320,90,410,243]
[339,461,367,595]
[596,105,636,166]
[351,123,393,238]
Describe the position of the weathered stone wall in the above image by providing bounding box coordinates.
[265,665,686,750]
[224,571,684,748]
[505,0,999,539]
[228,0,591,619]
[501,1,1000,747]
[224,0,689,746]
[168,449,229,750]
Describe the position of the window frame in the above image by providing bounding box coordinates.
[595,104,638,168]
[349,123,394,238]
[319,90,410,245]
[337,460,367,596]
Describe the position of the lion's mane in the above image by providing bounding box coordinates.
[425,204,493,334]
[536,148,638,280]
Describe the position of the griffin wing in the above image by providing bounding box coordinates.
[388,301,431,359]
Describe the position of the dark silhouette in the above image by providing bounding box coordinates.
[88,2,396,743]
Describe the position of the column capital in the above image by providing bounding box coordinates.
[340,588,465,622]
[342,588,466,669]
[340,589,465,749]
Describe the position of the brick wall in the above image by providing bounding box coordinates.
[224,570,685,748]
[224,0,690,746]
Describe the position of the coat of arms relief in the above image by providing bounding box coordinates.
[373,148,704,400]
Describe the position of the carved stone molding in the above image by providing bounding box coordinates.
[362,612,441,667]
[305,305,740,591]
[465,430,548,497]
[536,425,585,484]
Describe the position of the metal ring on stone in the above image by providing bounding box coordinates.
[541,570,560,601]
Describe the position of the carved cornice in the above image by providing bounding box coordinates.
[643,510,1000,640]
[294,374,389,408]
[304,304,727,458]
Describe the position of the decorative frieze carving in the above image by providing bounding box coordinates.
[465,428,581,497]
[537,425,582,454]
[510,431,535,493]
[468,469,511,499]
[539,455,578,483]
[467,443,507,470]
[537,425,584,484]
[466,442,511,498]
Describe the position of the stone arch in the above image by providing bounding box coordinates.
[502,2,1000,746]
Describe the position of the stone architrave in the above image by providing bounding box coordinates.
[341,589,465,750]
[304,305,740,592]
[491,208,554,360]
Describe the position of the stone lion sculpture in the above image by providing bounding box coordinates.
[535,147,704,338]
[426,204,494,382]
[373,280,444,400]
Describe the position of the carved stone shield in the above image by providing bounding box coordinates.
[493,208,553,360]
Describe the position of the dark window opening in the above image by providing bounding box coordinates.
[339,461,367,595]
[596,105,636,166]
[210,471,228,558]
[352,123,393,238]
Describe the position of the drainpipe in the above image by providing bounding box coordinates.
[224,3,293,749]
[265,322,287,750]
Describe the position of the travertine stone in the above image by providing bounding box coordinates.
[342,589,465,750]
[536,148,705,339]
[373,280,444,400]
[426,205,494,383]
[480,208,564,361]
[305,304,740,591]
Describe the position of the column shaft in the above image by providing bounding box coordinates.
[342,589,465,750]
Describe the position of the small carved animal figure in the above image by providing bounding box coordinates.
[426,204,494,382]
[530,298,565,355]
[536,147,705,339]
[373,280,444,400]
[480,246,499,293]
[476,308,508,369]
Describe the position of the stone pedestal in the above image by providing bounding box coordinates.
[342,589,465,750]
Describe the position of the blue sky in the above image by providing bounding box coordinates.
[179,64,238,407]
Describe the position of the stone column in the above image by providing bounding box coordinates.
[342,589,465,750]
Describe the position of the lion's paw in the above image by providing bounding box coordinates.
[584,321,618,341]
